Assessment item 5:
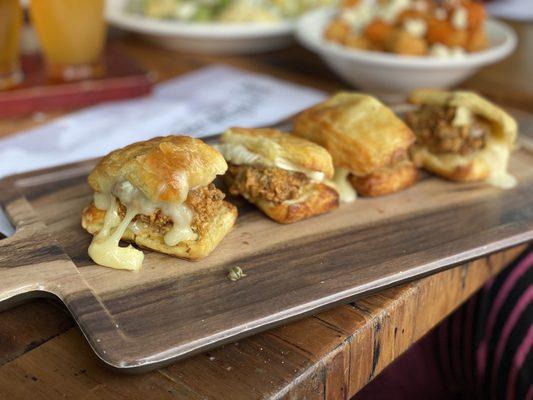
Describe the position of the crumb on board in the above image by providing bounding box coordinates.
[227,266,246,282]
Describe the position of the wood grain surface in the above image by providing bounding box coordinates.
[0,20,532,397]
[0,126,531,370]
[0,246,526,399]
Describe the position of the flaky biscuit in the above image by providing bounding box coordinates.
[293,92,415,176]
[88,136,227,204]
[221,127,334,178]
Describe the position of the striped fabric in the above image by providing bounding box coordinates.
[355,246,532,400]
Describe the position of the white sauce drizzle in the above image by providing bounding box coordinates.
[215,143,325,182]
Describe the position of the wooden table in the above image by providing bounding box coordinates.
[0,21,531,399]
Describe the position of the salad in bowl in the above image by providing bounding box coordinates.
[126,0,335,23]
[108,0,336,54]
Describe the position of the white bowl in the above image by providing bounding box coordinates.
[296,8,517,99]
[106,0,294,55]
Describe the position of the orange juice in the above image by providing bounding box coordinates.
[29,0,107,81]
[0,0,23,89]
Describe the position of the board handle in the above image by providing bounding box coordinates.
[0,190,78,303]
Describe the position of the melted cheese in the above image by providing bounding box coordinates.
[452,106,473,127]
[420,140,517,190]
[160,202,197,246]
[88,196,144,271]
[88,181,197,270]
[215,143,325,182]
[480,141,517,189]
[112,181,197,246]
[216,142,263,165]
[450,107,515,189]
[330,168,357,203]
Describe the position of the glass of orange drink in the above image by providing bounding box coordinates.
[29,0,107,81]
[0,0,23,90]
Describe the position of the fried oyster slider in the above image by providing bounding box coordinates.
[293,93,418,201]
[405,89,518,188]
[216,127,339,223]
[82,136,237,271]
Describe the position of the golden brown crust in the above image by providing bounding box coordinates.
[255,183,339,224]
[293,92,415,176]
[81,200,237,261]
[88,136,227,203]
[410,144,491,182]
[224,166,338,223]
[221,127,334,178]
[349,159,419,197]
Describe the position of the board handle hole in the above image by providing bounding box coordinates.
[0,205,15,239]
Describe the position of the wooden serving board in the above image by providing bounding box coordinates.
[1,114,532,372]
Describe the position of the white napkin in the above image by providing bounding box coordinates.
[0,64,326,236]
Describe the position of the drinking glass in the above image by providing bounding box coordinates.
[0,0,23,90]
[29,0,107,81]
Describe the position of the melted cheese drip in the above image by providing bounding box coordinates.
[113,181,197,246]
[480,142,517,189]
[449,106,515,189]
[215,143,325,182]
[160,202,196,246]
[88,196,144,271]
[88,181,197,270]
[330,168,357,203]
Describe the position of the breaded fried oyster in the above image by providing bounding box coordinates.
[82,136,237,271]
[293,92,418,200]
[405,89,518,188]
[216,127,339,223]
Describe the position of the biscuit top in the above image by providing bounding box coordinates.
[88,136,227,203]
[408,89,517,148]
[293,93,415,176]
[219,127,334,179]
